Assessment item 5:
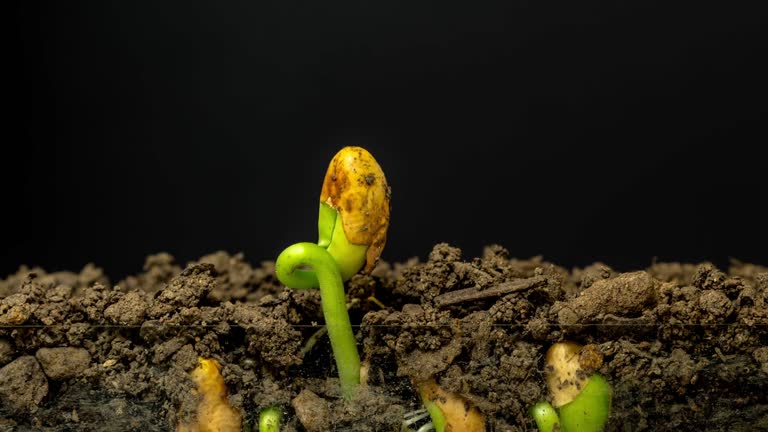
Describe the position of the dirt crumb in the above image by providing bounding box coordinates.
[697,290,734,321]
[0,293,35,326]
[574,262,614,292]
[104,291,149,326]
[0,355,48,415]
[0,339,13,366]
[35,347,91,380]
[292,389,330,432]
[553,270,659,326]
[119,252,181,293]
[754,347,768,375]
[148,264,216,318]
[398,337,463,382]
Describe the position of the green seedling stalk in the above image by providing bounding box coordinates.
[275,241,361,399]
[276,146,390,401]
[421,398,447,432]
[279,204,367,290]
[323,204,368,282]
[258,406,282,432]
[317,201,336,248]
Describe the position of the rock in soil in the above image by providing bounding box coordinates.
[35,347,91,381]
[0,355,48,415]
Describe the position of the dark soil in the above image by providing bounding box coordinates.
[1,245,767,431]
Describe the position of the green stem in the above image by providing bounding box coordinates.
[258,406,282,432]
[275,242,361,399]
[421,399,447,432]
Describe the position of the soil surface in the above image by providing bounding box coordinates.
[1,245,767,431]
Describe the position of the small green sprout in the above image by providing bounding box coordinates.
[421,389,447,432]
[530,342,612,432]
[258,406,282,432]
[404,379,484,432]
[530,401,560,432]
[275,146,390,400]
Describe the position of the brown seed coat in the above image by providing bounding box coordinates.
[320,146,391,272]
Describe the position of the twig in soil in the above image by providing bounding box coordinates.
[715,347,732,362]
[367,295,387,309]
[433,275,546,307]
[300,299,363,357]
[299,326,329,358]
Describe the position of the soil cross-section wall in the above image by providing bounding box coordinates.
[1,246,767,431]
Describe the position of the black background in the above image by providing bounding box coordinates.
[7,1,766,280]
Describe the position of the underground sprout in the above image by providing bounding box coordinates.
[419,379,484,432]
[530,341,612,432]
[177,357,241,432]
[258,406,282,432]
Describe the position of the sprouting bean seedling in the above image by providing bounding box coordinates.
[258,406,282,432]
[275,146,390,400]
[177,357,241,432]
[414,378,485,432]
[530,341,612,432]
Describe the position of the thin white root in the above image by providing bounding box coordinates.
[401,408,432,432]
